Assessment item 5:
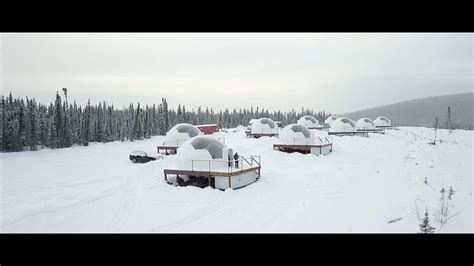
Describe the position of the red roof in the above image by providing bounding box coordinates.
[197,124,219,135]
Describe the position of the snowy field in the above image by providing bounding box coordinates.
[0,127,472,232]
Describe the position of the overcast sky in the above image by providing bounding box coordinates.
[1,33,472,113]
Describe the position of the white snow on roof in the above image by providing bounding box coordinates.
[250,118,279,135]
[130,151,147,156]
[374,116,391,127]
[329,117,357,132]
[176,136,229,170]
[197,124,218,127]
[324,116,338,126]
[356,118,376,130]
[278,124,315,145]
[297,115,321,128]
[248,119,258,125]
[164,123,203,147]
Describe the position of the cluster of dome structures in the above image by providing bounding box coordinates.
[323,116,393,136]
[158,115,395,191]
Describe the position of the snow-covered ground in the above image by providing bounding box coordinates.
[0,127,472,232]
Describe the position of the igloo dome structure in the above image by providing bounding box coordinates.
[163,123,202,147]
[248,118,279,137]
[374,116,391,127]
[165,135,262,190]
[329,117,357,133]
[297,115,322,129]
[248,119,258,126]
[356,118,376,130]
[246,119,258,133]
[324,116,338,128]
[278,124,315,145]
[176,136,229,171]
[274,124,333,155]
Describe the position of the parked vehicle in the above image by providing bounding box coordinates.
[129,151,159,163]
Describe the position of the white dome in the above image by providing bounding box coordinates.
[250,118,279,134]
[329,117,357,132]
[374,116,391,127]
[176,136,229,170]
[297,115,321,128]
[248,119,258,125]
[356,118,376,130]
[324,116,338,126]
[278,124,315,145]
[164,123,202,147]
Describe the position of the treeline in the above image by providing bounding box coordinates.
[0,91,332,152]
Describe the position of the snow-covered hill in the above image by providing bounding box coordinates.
[342,93,474,130]
[0,127,472,232]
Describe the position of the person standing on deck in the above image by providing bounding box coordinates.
[228,153,232,167]
[234,152,239,168]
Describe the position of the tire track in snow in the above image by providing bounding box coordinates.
[147,204,218,232]
[106,163,151,232]
[4,176,119,195]
[1,186,121,230]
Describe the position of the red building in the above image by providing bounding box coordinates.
[196,124,219,135]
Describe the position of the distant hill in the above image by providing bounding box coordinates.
[341,93,474,130]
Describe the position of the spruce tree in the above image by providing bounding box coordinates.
[162,98,169,132]
[18,99,26,150]
[0,96,5,151]
[82,100,91,146]
[419,208,436,233]
[53,92,63,148]
[62,89,72,147]
[38,107,48,148]
[27,98,38,151]
[131,103,141,141]
[177,104,183,123]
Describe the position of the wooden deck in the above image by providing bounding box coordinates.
[357,128,385,134]
[164,155,262,189]
[328,131,369,137]
[273,143,332,149]
[376,125,399,130]
[164,165,261,178]
[164,165,261,188]
[273,143,332,154]
[246,132,279,138]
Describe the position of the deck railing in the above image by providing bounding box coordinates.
[283,137,333,146]
[317,136,333,145]
[189,155,261,175]
[246,128,279,135]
